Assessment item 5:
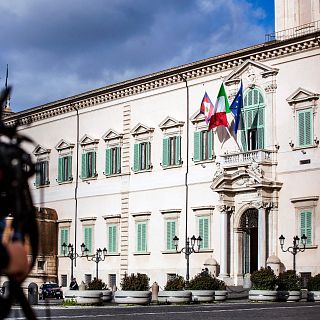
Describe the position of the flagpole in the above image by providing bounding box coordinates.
[225,126,242,152]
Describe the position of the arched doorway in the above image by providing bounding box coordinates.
[240,209,258,274]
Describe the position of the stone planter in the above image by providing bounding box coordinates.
[102,290,113,303]
[277,290,301,302]
[190,290,214,303]
[114,291,151,305]
[158,291,192,304]
[307,291,320,302]
[249,290,277,302]
[214,290,228,301]
[64,290,102,304]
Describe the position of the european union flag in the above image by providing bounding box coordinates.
[229,80,243,134]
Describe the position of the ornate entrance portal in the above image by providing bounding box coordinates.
[240,209,258,274]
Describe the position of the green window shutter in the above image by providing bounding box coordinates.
[137,222,147,252]
[60,228,69,255]
[257,128,264,149]
[301,211,312,245]
[162,137,169,167]
[166,220,176,250]
[35,163,40,186]
[175,136,181,164]
[208,130,213,160]
[116,147,121,174]
[67,156,72,180]
[105,148,112,176]
[146,142,151,169]
[199,217,209,249]
[81,153,87,178]
[108,225,117,253]
[133,143,140,172]
[298,109,312,147]
[193,131,201,162]
[84,226,93,254]
[58,157,63,182]
[91,152,96,176]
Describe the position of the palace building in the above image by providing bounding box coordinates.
[3,0,320,289]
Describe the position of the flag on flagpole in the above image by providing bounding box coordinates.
[208,83,230,130]
[229,80,243,135]
[200,92,214,124]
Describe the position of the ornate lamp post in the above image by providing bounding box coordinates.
[279,234,307,272]
[173,235,202,284]
[83,246,108,279]
[62,242,86,279]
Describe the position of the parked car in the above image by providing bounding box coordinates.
[39,282,63,299]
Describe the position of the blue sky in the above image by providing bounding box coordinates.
[0,0,274,112]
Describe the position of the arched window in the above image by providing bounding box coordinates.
[239,88,265,151]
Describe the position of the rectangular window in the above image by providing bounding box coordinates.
[194,130,213,162]
[84,226,93,254]
[61,274,68,287]
[108,224,117,253]
[133,142,151,172]
[162,136,181,167]
[85,274,92,285]
[105,146,121,176]
[166,220,176,251]
[35,160,49,186]
[300,272,312,289]
[198,217,209,249]
[58,156,72,182]
[297,109,312,147]
[60,228,69,255]
[109,274,117,288]
[136,222,147,252]
[300,211,312,245]
[81,151,96,179]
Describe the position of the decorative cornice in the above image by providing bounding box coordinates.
[5,32,320,126]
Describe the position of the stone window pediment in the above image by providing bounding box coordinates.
[190,110,207,129]
[286,88,319,108]
[79,134,99,147]
[224,60,279,87]
[33,144,51,156]
[159,116,184,133]
[102,129,123,142]
[131,123,154,138]
[55,139,75,151]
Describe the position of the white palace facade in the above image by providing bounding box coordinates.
[4,0,320,288]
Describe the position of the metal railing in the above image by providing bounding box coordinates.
[265,20,320,42]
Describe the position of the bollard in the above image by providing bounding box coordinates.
[151,282,159,303]
[28,283,39,305]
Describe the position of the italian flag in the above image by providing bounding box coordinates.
[209,83,230,130]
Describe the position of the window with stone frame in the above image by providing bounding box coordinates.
[55,139,74,183]
[291,196,318,247]
[160,209,181,252]
[159,116,184,168]
[131,212,150,254]
[33,145,51,187]
[286,88,319,150]
[102,129,123,176]
[239,87,265,151]
[131,123,154,173]
[79,135,99,180]
[193,129,214,162]
[104,214,120,255]
[80,217,96,255]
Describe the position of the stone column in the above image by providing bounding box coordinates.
[257,202,266,269]
[234,228,244,286]
[218,205,231,278]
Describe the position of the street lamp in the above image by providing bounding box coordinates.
[279,234,307,272]
[83,246,108,279]
[62,242,86,279]
[173,235,202,284]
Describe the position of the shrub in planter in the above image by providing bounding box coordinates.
[307,274,320,291]
[120,273,150,291]
[164,275,185,291]
[88,278,107,290]
[277,270,301,291]
[188,270,226,290]
[276,270,301,302]
[251,267,277,290]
